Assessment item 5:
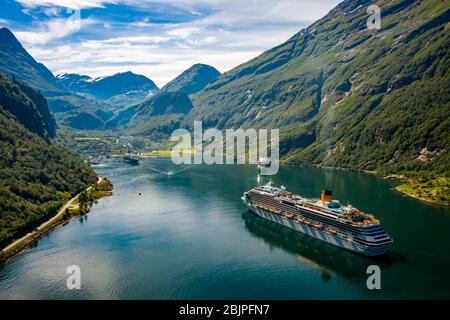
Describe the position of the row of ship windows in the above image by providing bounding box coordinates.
[353,237,392,246]
[250,193,388,236]
[251,194,358,232]
[253,193,385,230]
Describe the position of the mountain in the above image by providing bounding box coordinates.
[0,27,114,129]
[54,73,92,92]
[0,71,97,248]
[106,91,192,136]
[162,64,221,95]
[57,71,159,106]
[0,72,56,140]
[64,111,105,130]
[53,70,162,128]
[187,0,450,177]
[0,28,63,95]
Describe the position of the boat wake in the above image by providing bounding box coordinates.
[147,165,191,177]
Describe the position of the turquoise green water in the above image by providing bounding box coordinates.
[1,158,449,299]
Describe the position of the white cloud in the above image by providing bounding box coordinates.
[42,6,61,16]
[15,17,97,45]
[166,26,201,39]
[26,29,265,87]
[128,0,341,24]
[15,0,112,9]
[14,0,342,86]
[0,18,11,26]
[130,17,152,28]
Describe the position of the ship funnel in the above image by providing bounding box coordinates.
[321,190,332,203]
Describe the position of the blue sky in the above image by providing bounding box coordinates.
[0,0,341,87]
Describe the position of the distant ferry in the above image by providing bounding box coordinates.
[123,153,140,165]
[242,183,393,256]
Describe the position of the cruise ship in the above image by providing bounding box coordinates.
[242,183,393,256]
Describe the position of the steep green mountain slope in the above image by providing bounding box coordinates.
[162,64,221,95]
[0,72,55,140]
[0,28,63,95]
[0,73,97,249]
[106,91,193,137]
[187,0,450,177]
[64,111,105,130]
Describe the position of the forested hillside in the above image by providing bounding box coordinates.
[0,72,55,140]
[0,72,97,248]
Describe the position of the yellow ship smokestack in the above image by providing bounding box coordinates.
[321,190,332,203]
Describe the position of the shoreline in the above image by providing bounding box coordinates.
[0,176,113,264]
[395,185,449,207]
[282,162,448,207]
[111,153,171,159]
[108,156,447,207]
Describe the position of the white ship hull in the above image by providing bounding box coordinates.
[244,200,389,257]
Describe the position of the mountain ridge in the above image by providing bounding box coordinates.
[0,27,63,95]
[56,71,159,104]
[162,63,221,95]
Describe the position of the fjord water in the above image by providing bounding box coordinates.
[1,158,449,299]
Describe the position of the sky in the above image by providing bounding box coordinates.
[0,0,341,87]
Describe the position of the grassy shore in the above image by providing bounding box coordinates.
[139,149,197,157]
[0,177,113,264]
[294,164,449,207]
[140,149,172,157]
[396,176,450,206]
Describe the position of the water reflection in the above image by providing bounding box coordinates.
[242,210,403,281]
[0,158,449,299]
